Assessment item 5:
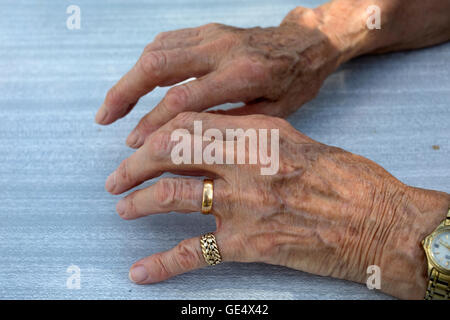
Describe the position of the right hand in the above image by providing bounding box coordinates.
[105,112,450,300]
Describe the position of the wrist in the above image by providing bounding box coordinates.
[313,0,450,61]
[313,0,398,63]
[376,185,449,299]
[283,0,425,65]
[281,2,386,65]
[283,0,450,65]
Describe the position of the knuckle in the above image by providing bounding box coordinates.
[221,32,240,44]
[268,116,290,128]
[143,41,161,53]
[153,253,171,279]
[238,58,269,83]
[123,194,138,218]
[138,113,154,132]
[165,86,190,113]
[154,31,170,42]
[143,42,154,52]
[175,240,200,270]
[148,131,173,157]
[206,22,220,28]
[251,114,290,129]
[248,114,270,123]
[139,51,167,76]
[105,85,124,106]
[172,111,196,127]
[156,178,181,208]
[117,158,132,184]
[202,22,221,30]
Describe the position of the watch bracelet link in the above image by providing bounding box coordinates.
[425,268,450,300]
[425,208,450,300]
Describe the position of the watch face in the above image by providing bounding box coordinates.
[430,229,450,270]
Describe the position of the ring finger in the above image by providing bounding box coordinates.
[116,177,228,220]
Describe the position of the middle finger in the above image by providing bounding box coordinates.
[105,130,227,195]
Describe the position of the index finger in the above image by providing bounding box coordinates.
[95,46,215,125]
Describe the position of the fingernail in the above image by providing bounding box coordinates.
[105,171,116,192]
[126,128,140,148]
[95,104,108,124]
[116,198,126,216]
[129,265,148,283]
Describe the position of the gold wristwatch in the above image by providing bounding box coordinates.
[422,208,450,300]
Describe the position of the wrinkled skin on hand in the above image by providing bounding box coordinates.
[95,7,341,149]
[96,2,450,299]
[105,112,449,299]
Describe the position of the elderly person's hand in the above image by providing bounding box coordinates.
[105,112,449,300]
[95,0,450,150]
[95,12,339,149]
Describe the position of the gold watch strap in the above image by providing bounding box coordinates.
[425,268,450,300]
[425,208,450,300]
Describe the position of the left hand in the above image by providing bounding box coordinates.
[105,112,450,299]
[95,11,342,149]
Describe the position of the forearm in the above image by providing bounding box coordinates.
[283,0,450,64]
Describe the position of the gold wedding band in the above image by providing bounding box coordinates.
[200,233,222,266]
[201,179,213,214]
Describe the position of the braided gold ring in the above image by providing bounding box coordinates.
[200,233,222,266]
[201,179,213,214]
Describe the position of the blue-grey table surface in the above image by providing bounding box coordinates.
[0,0,448,300]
